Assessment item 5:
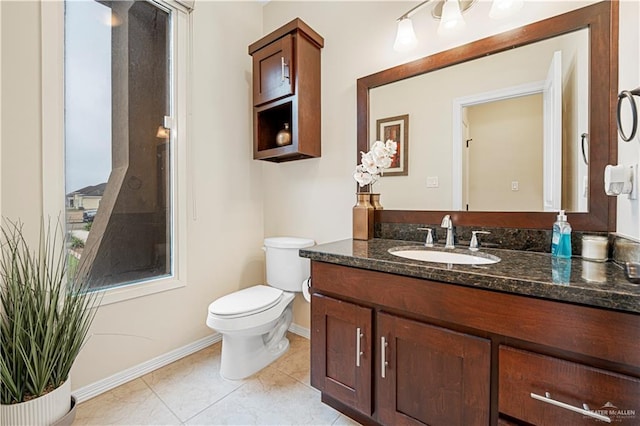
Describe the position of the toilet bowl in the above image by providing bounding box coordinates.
[206,237,314,380]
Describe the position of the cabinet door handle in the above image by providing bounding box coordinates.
[281,57,289,82]
[380,336,389,378]
[356,327,364,367]
[530,392,611,423]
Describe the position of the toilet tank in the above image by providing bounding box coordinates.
[264,237,315,292]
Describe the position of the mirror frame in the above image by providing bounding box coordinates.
[357,1,618,231]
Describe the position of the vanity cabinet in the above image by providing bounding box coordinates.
[248,19,323,162]
[309,260,640,426]
[376,313,490,426]
[311,294,490,425]
[499,346,640,425]
[311,294,373,415]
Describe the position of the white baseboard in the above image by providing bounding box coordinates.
[72,333,221,404]
[73,323,310,404]
[288,323,310,339]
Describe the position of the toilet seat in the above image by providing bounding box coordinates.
[207,288,295,334]
[209,285,283,318]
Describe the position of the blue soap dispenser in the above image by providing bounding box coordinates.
[551,210,572,258]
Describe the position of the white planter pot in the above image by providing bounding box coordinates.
[0,379,71,426]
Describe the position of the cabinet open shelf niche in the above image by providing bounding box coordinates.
[249,18,323,162]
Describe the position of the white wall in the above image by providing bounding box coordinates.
[1,1,43,239]
[615,0,640,241]
[1,1,265,390]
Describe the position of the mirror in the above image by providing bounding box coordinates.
[369,29,588,213]
[357,1,617,231]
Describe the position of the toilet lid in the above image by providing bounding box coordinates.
[209,285,284,317]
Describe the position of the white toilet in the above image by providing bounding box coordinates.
[206,236,315,380]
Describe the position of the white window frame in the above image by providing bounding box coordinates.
[42,0,190,305]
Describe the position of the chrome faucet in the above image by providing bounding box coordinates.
[441,215,455,249]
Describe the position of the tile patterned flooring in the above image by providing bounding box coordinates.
[73,333,361,425]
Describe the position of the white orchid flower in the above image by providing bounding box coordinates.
[375,154,392,170]
[371,143,390,167]
[360,151,379,175]
[353,168,374,187]
[353,139,398,188]
[385,139,398,156]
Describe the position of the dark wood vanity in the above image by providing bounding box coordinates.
[302,240,640,425]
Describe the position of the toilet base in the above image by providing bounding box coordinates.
[218,306,293,380]
[219,333,290,380]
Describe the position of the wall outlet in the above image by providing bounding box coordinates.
[426,176,439,188]
[511,181,519,191]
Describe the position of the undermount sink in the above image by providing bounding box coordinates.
[388,247,501,265]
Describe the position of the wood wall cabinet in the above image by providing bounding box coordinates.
[248,19,323,162]
[309,261,640,426]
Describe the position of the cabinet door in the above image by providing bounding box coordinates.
[252,34,293,106]
[500,346,640,425]
[377,313,491,426]
[310,294,373,415]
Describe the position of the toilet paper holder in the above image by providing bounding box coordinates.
[604,164,637,199]
[302,277,312,302]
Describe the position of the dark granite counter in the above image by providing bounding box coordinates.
[300,238,640,314]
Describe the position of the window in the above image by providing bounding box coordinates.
[64,0,186,293]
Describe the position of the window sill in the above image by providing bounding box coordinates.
[97,276,186,306]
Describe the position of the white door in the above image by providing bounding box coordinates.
[543,51,562,212]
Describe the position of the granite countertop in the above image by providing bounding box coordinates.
[299,238,640,314]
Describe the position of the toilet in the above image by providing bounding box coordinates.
[206,236,315,380]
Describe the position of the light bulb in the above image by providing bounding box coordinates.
[489,0,524,20]
[438,0,466,36]
[394,18,418,52]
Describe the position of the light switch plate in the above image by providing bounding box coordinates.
[426,176,439,188]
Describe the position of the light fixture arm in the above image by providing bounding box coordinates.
[397,0,433,21]
[394,0,521,52]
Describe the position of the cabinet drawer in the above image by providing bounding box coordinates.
[499,346,640,425]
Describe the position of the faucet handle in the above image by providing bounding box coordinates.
[417,227,434,247]
[469,231,491,251]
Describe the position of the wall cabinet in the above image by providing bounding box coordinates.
[248,19,323,162]
[309,261,640,426]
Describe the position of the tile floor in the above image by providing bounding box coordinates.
[73,333,361,425]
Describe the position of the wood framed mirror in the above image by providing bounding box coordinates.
[357,1,617,231]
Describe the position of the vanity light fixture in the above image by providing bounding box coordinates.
[393,0,524,52]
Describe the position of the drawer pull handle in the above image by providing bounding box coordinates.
[381,336,389,378]
[530,392,611,423]
[356,327,364,367]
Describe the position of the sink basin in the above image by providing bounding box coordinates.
[388,247,501,265]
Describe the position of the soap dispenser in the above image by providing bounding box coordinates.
[551,210,572,258]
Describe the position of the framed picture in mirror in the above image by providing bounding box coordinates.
[376,114,409,177]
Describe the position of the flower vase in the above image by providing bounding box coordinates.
[353,193,374,240]
[370,193,383,210]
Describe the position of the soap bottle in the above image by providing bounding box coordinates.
[551,210,572,258]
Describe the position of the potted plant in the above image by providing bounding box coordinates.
[0,220,100,425]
